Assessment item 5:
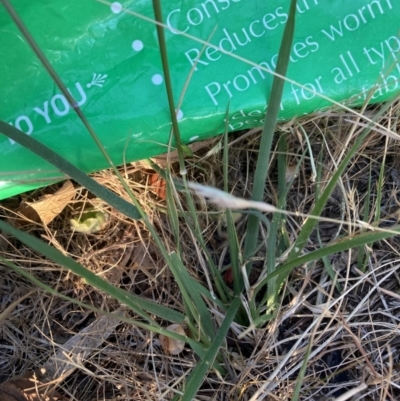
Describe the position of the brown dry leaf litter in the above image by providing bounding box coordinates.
[0,307,124,401]
[159,324,187,355]
[15,180,75,226]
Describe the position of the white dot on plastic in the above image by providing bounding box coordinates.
[189,136,199,142]
[152,74,163,85]
[176,109,183,120]
[111,2,122,13]
[132,40,144,51]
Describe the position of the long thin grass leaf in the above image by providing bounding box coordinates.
[243,0,297,265]
[254,151,306,312]
[265,135,287,310]
[223,105,242,295]
[181,296,241,401]
[255,224,400,288]
[1,256,215,360]
[166,170,182,254]
[315,153,343,292]
[290,330,313,401]
[0,219,184,323]
[357,165,372,271]
[287,99,397,262]
[152,0,187,175]
[169,252,215,341]
[181,178,229,303]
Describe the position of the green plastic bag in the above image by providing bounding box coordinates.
[1,0,399,199]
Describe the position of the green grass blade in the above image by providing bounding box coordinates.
[314,153,343,292]
[192,280,226,310]
[374,142,386,223]
[150,160,229,302]
[256,224,400,288]
[286,98,398,262]
[152,0,187,175]
[2,256,215,360]
[223,105,242,295]
[290,334,313,401]
[2,256,172,334]
[0,122,141,220]
[181,178,230,303]
[255,146,307,313]
[181,296,242,401]
[243,0,297,263]
[225,208,241,294]
[169,252,215,341]
[0,219,184,323]
[264,135,287,310]
[166,170,182,255]
[357,165,372,271]
[277,134,288,200]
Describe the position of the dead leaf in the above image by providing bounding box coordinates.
[16,181,75,226]
[40,309,125,381]
[159,324,186,355]
[223,267,234,285]
[14,202,41,225]
[70,210,109,234]
[0,310,125,401]
[149,172,166,200]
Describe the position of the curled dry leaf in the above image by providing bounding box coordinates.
[159,324,186,355]
[70,209,109,234]
[40,309,124,381]
[15,180,75,226]
[0,310,125,401]
[148,172,166,200]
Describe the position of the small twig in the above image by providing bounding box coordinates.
[338,310,380,378]
[353,266,400,301]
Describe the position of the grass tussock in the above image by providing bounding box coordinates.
[2,101,400,400]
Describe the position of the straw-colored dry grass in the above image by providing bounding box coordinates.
[1,103,400,400]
